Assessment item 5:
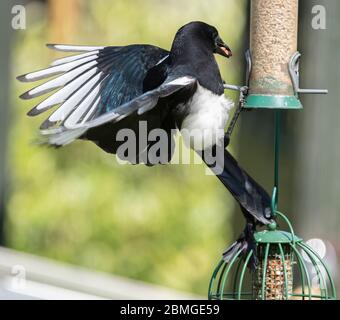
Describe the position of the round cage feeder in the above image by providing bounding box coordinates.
[208,214,336,300]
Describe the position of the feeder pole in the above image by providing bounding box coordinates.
[245,0,301,300]
[273,110,280,212]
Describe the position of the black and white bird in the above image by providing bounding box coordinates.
[18,21,234,156]
[18,21,273,266]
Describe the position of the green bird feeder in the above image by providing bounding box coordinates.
[211,0,335,300]
[244,0,327,110]
[208,213,336,300]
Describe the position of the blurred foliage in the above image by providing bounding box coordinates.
[6,0,247,294]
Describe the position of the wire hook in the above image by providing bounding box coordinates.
[289,52,328,95]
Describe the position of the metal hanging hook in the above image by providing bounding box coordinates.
[289,51,328,95]
[222,50,252,140]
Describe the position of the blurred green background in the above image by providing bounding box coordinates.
[0,0,339,296]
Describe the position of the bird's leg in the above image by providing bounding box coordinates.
[224,86,248,148]
[222,218,258,271]
[244,219,258,270]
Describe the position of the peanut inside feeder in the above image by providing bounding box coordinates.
[253,245,293,300]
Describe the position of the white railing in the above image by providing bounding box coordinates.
[0,247,202,300]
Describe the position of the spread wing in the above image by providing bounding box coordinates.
[18,44,168,127]
[18,44,195,145]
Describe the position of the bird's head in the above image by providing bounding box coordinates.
[172,21,232,59]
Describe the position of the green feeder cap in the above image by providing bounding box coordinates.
[244,94,302,110]
[254,229,302,244]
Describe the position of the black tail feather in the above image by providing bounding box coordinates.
[199,144,273,226]
[199,141,274,268]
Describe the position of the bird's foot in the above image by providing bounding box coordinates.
[222,222,258,271]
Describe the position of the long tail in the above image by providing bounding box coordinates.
[199,144,273,225]
[198,142,273,269]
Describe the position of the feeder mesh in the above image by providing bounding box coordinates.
[253,246,293,300]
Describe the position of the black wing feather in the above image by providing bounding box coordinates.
[18,44,169,130]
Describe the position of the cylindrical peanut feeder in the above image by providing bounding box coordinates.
[245,0,302,109]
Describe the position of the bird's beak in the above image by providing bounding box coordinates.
[214,36,232,58]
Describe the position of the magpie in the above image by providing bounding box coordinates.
[18,21,273,267]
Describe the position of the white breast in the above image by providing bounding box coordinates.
[180,83,234,150]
